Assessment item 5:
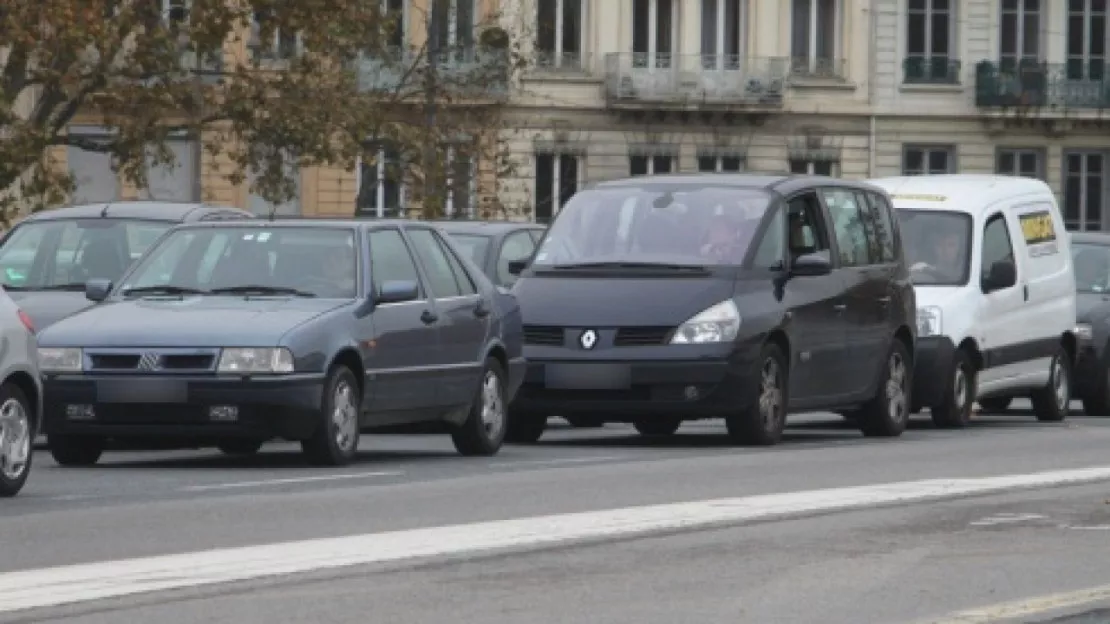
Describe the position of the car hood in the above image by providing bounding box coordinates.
[7,291,94,331]
[38,296,350,347]
[513,274,733,326]
[1077,292,1110,322]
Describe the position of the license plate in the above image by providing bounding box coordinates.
[97,379,187,403]
[544,363,631,390]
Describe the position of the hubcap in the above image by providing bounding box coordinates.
[758,357,782,432]
[953,366,968,410]
[481,371,505,439]
[0,398,30,481]
[331,381,358,452]
[1053,357,1069,411]
[887,353,908,424]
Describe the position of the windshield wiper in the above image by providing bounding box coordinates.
[121,285,210,297]
[209,285,316,298]
[551,261,708,271]
[37,283,89,291]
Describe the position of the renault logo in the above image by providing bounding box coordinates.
[137,352,161,371]
[579,329,598,350]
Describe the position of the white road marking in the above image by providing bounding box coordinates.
[968,512,1047,526]
[5,465,1110,614]
[920,584,1110,622]
[487,456,626,468]
[1063,524,1110,530]
[180,471,404,492]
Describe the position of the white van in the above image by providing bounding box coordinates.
[867,175,1077,427]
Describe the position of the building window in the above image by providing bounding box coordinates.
[431,0,475,52]
[142,138,199,202]
[700,0,744,70]
[1064,151,1105,231]
[443,147,475,218]
[905,0,956,84]
[1000,0,1041,71]
[356,145,404,218]
[789,159,835,176]
[632,0,675,68]
[162,0,189,26]
[382,0,406,49]
[250,10,302,60]
[630,154,675,175]
[248,157,301,217]
[1066,0,1106,81]
[67,127,119,204]
[902,145,955,175]
[698,154,743,172]
[790,0,838,77]
[996,148,1043,179]
[534,152,580,223]
[536,0,583,70]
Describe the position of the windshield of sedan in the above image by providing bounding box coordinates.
[446,233,491,267]
[0,218,173,290]
[896,209,973,286]
[1073,243,1110,293]
[531,187,773,268]
[121,226,358,298]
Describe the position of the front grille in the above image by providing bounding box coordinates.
[523,325,564,346]
[89,354,140,370]
[614,327,672,346]
[86,350,217,373]
[161,354,215,370]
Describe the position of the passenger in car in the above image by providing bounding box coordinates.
[700,215,748,262]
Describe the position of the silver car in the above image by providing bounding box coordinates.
[0,286,41,497]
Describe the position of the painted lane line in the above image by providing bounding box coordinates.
[487,456,627,468]
[920,584,1110,623]
[181,471,404,492]
[6,465,1110,614]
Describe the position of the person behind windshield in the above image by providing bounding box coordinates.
[309,244,356,297]
[700,215,747,262]
[910,226,964,281]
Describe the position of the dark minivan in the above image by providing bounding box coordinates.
[506,173,916,446]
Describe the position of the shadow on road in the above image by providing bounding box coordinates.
[82,448,459,470]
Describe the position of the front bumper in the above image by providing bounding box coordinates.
[42,373,326,440]
[912,335,956,409]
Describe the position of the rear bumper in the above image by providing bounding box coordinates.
[42,373,325,440]
[913,336,956,408]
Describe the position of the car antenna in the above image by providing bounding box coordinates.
[100,202,112,218]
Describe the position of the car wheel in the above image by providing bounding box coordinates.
[505,410,547,444]
[452,357,508,456]
[633,418,682,436]
[1031,346,1071,422]
[0,384,33,497]
[218,439,264,456]
[48,434,104,466]
[301,365,361,466]
[977,397,1013,413]
[564,415,604,428]
[857,340,912,438]
[931,349,976,429]
[725,342,787,446]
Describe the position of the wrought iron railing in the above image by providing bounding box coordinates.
[903,56,962,84]
[975,60,1110,108]
[603,53,788,106]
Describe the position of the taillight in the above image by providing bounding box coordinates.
[17,309,34,334]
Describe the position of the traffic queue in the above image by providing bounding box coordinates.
[0,173,1096,497]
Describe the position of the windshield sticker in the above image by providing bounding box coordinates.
[257,232,271,242]
[242,233,255,240]
[1019,211,1058,257]
[891,193,946,202]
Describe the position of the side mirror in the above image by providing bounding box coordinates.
[375,279,419,305]
[790,252,832,277]
[85,278,113,302]
[982,260,1017,292]
[507,259,527,276]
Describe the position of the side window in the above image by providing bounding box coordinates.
[407,229,463,298]
[820,188,872,267]
[368,228,423,297]
[498,231,536,285]
[751,207,785,269]
[864,191,898,262]
[981,214,1016,284]
[433,231,478,295]
[786,192,832,263]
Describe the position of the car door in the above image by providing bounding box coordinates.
[405,227,490,409]
[977,210,1033,388]
[496,230,537,288]
[363,227,443,420]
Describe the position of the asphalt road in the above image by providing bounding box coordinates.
[4,402,1110,623]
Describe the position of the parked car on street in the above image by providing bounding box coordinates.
[0,286,42,497]
[870,175,1077,426]
[0,201,252,330]
[1068,231,1110,415]
[505,173,916,446]
[36,220,525,466]
[435,221,546,289]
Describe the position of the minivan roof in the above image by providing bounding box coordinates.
[593,172,885,195]
[868,174,1053,214]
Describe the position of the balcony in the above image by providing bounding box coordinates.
[788,56,847,81]
[604,53,787,107]
[903,56,961,85]
[353,47,510,99]
[533,50,590,74]
[975,60,1110,109]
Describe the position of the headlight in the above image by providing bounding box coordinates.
[38,347,83,372]
[217,348,294,373]
[670,300,741,344]
[1075,323,1094,342]
[917,306,942,337]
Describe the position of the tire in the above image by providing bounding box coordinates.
[0,384,34,497]
[725,342,787,446]
[301,366,361,466]
[931,349,976,429]
[857,340,912,437]
[1031,346,1071,422]
[1080,360,1110,416]
[505,410,547,444]
[48,434,104,466]
[452,357,508,456]
[633,418,682,436]
[977,397,1013,413]
[564,415,604,428]
[218,439,264,456]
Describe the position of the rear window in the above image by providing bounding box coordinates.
[445,233,491,268]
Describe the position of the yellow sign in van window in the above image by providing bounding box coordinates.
[1019,211,1057,246]
[891,194,947,202]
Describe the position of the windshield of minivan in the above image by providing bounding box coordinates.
[0,218,173,289]
[532,187,773,268]
[1073,243,1110,293]
[121,226,357,298]
[896,209,972,286]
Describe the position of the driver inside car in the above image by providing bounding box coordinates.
[700,214,749,262]
[318,244,356,297]
[910,226,964,281]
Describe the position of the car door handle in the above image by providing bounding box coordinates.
[474,299,491,318]
[833,304,847,312]
[877,296,890,305]
[420,310,438,325]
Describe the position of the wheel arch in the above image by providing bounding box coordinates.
[3,370,39,427]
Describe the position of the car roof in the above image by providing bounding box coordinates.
[1070,231,1110,246]
[590,172,886,195]
[431,220,546,235]
[17,201,250,223]
[867,175,1054,214]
